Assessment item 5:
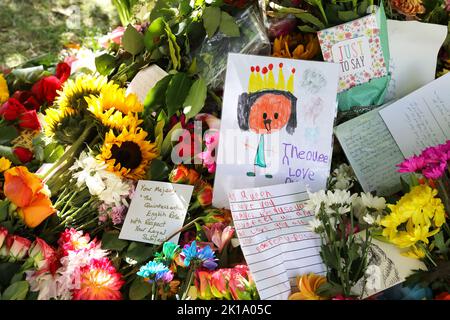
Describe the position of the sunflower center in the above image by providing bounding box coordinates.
[110,141,142,170]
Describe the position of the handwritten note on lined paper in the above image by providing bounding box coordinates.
[119,181,193,245]
[380,73,450,158]
[335,107,405,196]
[228,182,324,300]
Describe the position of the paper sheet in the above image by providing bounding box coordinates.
[352,237,427,299]
[380,73,450,158]
[385,20,447,101]
[126,65,168,104]
[335,106,405,196]
[228,182,325,300]
[213,53,339,208]
[119,181,193,245]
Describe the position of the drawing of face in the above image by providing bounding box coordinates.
[248,93,292,134]
[237,90,297,135]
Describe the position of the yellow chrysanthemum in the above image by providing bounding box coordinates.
[402,245,426,259]
[0,74,9,104]
[85,91,143,131]
[98,128,158,180]
[381,184,445,251]
[43,107,77,137]
[55,75,118,112]
[0,157,12,173]
[288,273,328,300]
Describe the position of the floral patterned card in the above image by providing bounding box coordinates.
[318,13,388,92]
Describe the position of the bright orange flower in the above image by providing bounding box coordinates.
[288,273,328,300]
[390,0,425,17]
[435,292,450,300]
[3,166,55,228]
[273,33,320,60]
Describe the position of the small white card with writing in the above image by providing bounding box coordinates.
[380,72,450,158]
[119,181,193,245]
[126,65,168,104]
[213,53,339,209]
[228,182,325,300]
[334,105,406,196]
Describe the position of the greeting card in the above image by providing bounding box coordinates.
[212,53,339,209]
[318,12,388,93]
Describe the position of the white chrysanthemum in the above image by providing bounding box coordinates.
[307,218,323,233]
[71,151,108,196]
[98,172,132,206]
[360,193,386,211]
[305,189,327,215]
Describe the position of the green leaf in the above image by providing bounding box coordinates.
[154,118,165,152]
[146,158,170,181]
[203,6,221,38]
[101,231,129,252]
[129,277,152,300]
[183,77,207,120]
[161,122,182,158]
[95,53,116,76]
[295,12,325,29]
[357,0,369,15]
[338,10,360,22]
[126,242,155,263]
[122,24,145,55]
[143,74,173,114]
[434,231,448,255]
[298,25,319,33]
[187,58,197,75]
[0,126,19,145]
[144,17,166,51]
[0,200,8,221]
[2,281,28,300]
[219,11,240,37]
[165,25,181,70]
[165,72,192,117]
[0,145,19,165]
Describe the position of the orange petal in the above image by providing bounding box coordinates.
[21,193,55,228]
[4,173,33,208]
[19,167,43,195]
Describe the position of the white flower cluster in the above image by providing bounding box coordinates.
[70,151,131,207]
[328,164,357,191]
[305,189,386,233]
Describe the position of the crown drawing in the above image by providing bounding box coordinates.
[247,63,295,93]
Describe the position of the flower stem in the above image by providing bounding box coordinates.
[155,216,203,253]
[181,267,195,300]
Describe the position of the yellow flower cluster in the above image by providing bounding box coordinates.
[0,74,9,104]
[288,273,328,300]
[381,185,446,258]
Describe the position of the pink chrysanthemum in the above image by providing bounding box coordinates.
[72,258,124,300]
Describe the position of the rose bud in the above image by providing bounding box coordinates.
[169,165,200,185]
[8,235,32,260]
[28,237,57,272]
[195,181,213,207]
[13,147,33,163]
[55,62,71,83]
[31,75,62,105]
[0,227,8,249]
[18,109,41,130]
[0,98,27,121]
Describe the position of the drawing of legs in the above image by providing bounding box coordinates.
[247,135,272,178]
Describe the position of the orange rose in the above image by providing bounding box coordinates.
[3,166,55,228]
[390,0,425,17]
[169,165,200,185]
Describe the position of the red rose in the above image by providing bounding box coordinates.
[12,91,41,111]
[19,110,41,130]
[55,62,71,83]
[13,147,33,163]
[0,98,27,121]
[32,76,62,105]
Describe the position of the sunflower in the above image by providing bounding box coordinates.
[55,75,118,112]
[85,90,143,131]
[98,128,158,180]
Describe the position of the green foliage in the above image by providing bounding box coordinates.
[144,17,166,51]
[2,281,29,300]
[0,126,19,145]
[203,6,222,38]
[165,72,193,117]
[102,231,129,251]
[126,242,155,264]
[129,277,152,300]
[183,77,208,119]
[219,11,241,37]
[122,24,145,55]
[146,158,170,181]
[95,53,117,76]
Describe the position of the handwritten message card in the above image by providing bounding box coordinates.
[318,12,387,92]
[228,182,325,300]
[119,181,193,245]
[126,65,168,104]
[335,106,405,196]
[213,53,339,208]
[380,72,450,158]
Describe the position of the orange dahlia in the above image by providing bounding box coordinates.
[72,258,124,300]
